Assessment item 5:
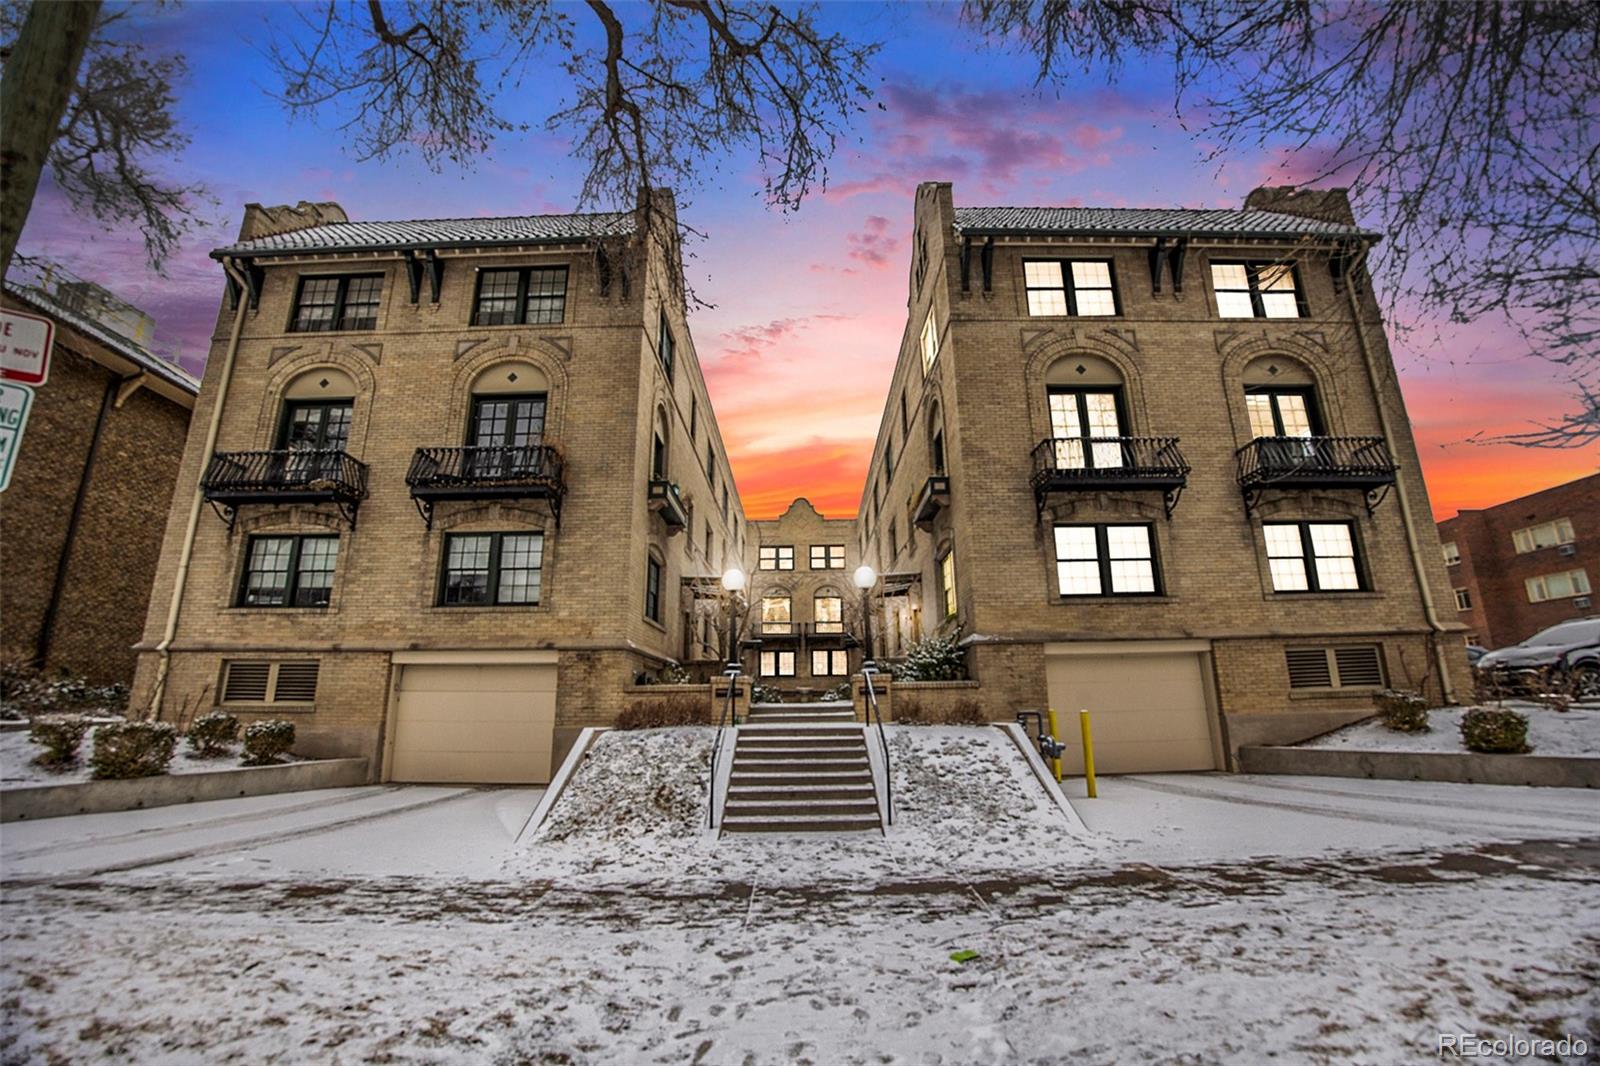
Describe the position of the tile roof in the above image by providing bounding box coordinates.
[953,206,1374,239]
[213,211,636,257]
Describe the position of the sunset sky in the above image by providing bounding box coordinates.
[18,2,1595,521]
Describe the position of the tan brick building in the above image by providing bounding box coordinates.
[745,498,863,695]
[1439,473,1600,648]
[131,196,747,781]
[852,182,1465,771]
[0,270,198,685]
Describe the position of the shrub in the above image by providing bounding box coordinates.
[241,720,296,766]
[893,697,926,724]
[1,660,129,718]
[750,684,783,705]
[1460,707,1531,754]
[946,698,987,726]
[896,633,968,681]
[1374,689,1430,733]
[893,696,985,725]
[90,722,177,779]
[820,682,851,702]
[615,695,711,730]
[186,711,239,757]
[29,715,90,769]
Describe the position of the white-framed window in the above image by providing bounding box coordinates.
[1054,524,1158,596]
[938,549,957,619]
[760,650,795,677]
[1442,541,1461,566]
[761,596,792,634]
[1454,587,1472,611]
[1526,568,1590,603]
[809,544,845,570]
[920,311,939,372]
[811,649,849,676]
[759,545,795,571]
[1211,261,1303,319]
[1512,518,1575,554]
[1023,259,1118,317]
[1264,522,1363,592]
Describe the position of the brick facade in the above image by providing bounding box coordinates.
[1439,473,1600,648]
[744,498,862,695]
[0,289,196,685]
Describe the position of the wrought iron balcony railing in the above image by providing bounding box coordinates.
[1235,435,1396,513]
[201,449,368,529]
[647,478,688,533]
[406,444,565,529]
[1030,436,1191,518]
[912,474,951,531]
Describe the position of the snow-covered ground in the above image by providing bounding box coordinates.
[0,728,285,786]
[1302,702,1600,756]
[524,726,1090,887]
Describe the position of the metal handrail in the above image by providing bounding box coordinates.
[1235,435,1396,487]
[201,449,368,499]
[1030,435,1190,484]
[406,443,565,491]
[707,665,740,830]
[860,665,893,825]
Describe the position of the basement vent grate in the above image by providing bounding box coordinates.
[1287,645,1386,690]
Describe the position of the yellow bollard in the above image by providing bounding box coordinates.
[1044,706,1062,782]
[1079,708,1098,799]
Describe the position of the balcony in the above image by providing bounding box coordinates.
[1031,436,1191,519]
[647,478,688,534]
[804,622,854,643]
[201,449,368,529]
[912,475,951,531]
[756,621,800,641]
[1235,436,1397,514]
[406,444,565,529]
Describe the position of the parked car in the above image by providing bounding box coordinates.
[1465,644,1488,666]
[1474,619,1600,698]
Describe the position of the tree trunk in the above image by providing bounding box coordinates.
[0,0,99,281]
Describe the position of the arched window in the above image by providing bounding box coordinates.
[926,403,947,475]
[1242,356,1322,439]
[280,368,357,452]
[1044,354,1126,469]
[813,589,843,634]
[651,407,670,480]
[466,361,548,476]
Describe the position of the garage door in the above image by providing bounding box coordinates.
[392,663,557,784]
[1045,649,1217,773]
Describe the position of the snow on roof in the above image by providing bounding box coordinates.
[953,206,1375,240]
[3,282,200,397]
[213,211,636,258]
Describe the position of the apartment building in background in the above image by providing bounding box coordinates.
[745,498,863,694]
[0,264,198,685]
[1439,473,1600,648]
[853,182,1465,772]
[132,195,746,783]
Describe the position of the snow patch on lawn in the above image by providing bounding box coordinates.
[1302,702,1600,756]
[0,728,288,787]
[519,725,1091,887]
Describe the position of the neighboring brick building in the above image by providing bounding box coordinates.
[852,182,1466,772]
[0,271,199,685]
[745,498,862,695]
[132,196,746,782]
[1438,473,1600,649]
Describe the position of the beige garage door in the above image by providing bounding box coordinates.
[392,663,557,784]
[1045,650,1217,773]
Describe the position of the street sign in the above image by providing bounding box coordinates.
[0,307,53,386]
[0,381,33,492]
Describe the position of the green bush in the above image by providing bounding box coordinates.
[614,696,710,730]
[1460,707,1531,754]
[750,683,783,705]
[1375,689,1430,732]
[186,711,239,757]
[90,722,177,779]
[242,720,296,766]
[29,715,90,769]
[893,696,985,726]
[894,633,968,681]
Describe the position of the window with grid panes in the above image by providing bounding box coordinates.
[1048,387,1125,469]
[472,266,568,325]
[1024,260,1119,317]
[1512,518,1576,553]
[759,545,794,570]
[1211,261,1304,319]
[290,274,383,332]
[1525,569,1591,602]
[920,312,939,371]
[239,535,339,607]
[811,649,849,676]
[809,545,845,570]
[658,311,675,379]
[938,549,957,618]
[1264,522,1363,592]
[645,554,663,622]
[813,595,843,633]
[1053,525,1158,596]
[760,650,796,677]
[440,532,543,605]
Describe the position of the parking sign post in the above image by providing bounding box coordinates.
[0,381,34,492]
[0,308,53,387]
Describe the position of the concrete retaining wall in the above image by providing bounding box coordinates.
[1237,746,1599,789]
[0,757,370,822]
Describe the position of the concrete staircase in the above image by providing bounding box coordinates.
[720,703,881,834]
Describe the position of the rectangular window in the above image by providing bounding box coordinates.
[760,545,795,570]
[1454,587,1472,611]
[645,554,663,622]
[1048,387,1124,469]
[689,395,698,441]
[472,266,569,326]
[706,442,715,474]
[1024,259,1119,317]
[440,532,544,606]
[705,523,714,565]
[238,535,338,607]
[888,520,898,561]
[1526,568,1591,603]
[920,312,939,371]
[1053,524,1158,596]
[221,660,321,705]
[1245,387,1318,439]
[658,311,675,379]
[1442,541,1461,566]
[1286,646,1385,690]
[761,596,792,634]
[1512,518,1576,554]
[1211,261,1305,319]
[1264,522,1363,592]
[931,429,946,474]
[290,274,383,332]
[899,392,909,434]
[939,549,958,619]
[813,595,843,634]
[760,650,796,677]
[811,649,849,676]
[809,545,845,570]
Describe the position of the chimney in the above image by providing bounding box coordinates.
[1243,186,1356,227]
[236,201,348,242]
